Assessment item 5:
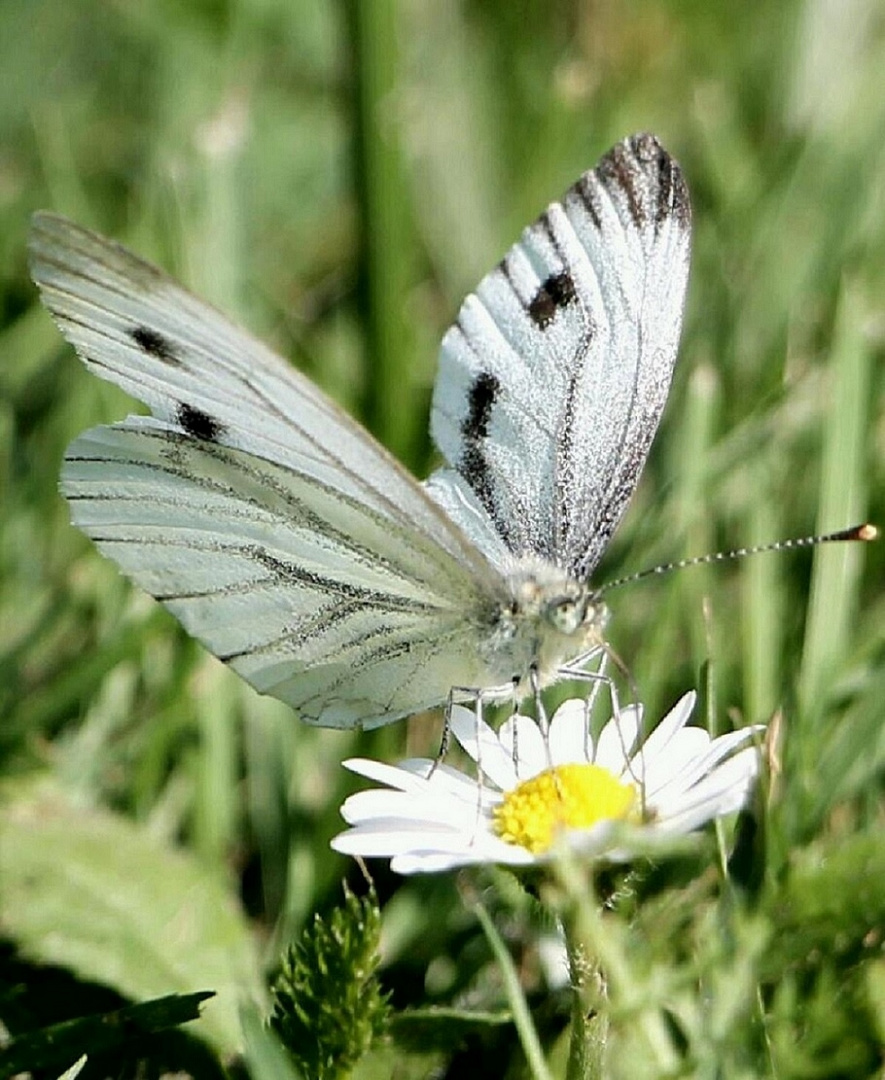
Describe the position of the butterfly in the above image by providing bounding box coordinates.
[29,132,691,730]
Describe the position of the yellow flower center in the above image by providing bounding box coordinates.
[493,763,637,854]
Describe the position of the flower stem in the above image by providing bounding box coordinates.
[475,902,553,1080]
[564,922,607,1080]
[550,848,681,1075]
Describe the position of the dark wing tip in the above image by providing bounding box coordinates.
[595,132,691,233]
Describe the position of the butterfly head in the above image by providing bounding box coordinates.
[546,588,608,637]
[488,558,609,688]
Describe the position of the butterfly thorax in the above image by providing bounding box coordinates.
[480,556,609,692]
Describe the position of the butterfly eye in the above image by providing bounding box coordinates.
[548,596,586,635]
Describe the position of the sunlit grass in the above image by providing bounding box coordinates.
[1,0,883,1076]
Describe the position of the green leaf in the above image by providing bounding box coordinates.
[389,1006,511,1053]
[0,992,213,1080]
[0,776,264,1057]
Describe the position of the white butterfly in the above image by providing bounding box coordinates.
[29,132,691,730]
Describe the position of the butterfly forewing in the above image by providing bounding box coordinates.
[30,214,506,728]
[430,133,691,578]
[30,213,491,571]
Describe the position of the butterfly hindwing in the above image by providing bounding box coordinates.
[430,132,691,578]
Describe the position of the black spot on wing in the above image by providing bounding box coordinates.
[176,402,224,442]
[528,271,576,329]
[462,370,499,443]
[458,370,509,539]
[129,325,181,366]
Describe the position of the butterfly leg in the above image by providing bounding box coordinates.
[464,682,521,841]
[437,683,510,842]
[431,681,510,777]
[529,665,549,738]
[435,687,457,768]
[507,677,522,774]
[429,686,470,776]
[558,646,608,759]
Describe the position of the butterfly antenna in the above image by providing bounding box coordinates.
[598,523,878,596]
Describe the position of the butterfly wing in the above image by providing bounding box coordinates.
[30,213,505,728]
[429,133,691,579]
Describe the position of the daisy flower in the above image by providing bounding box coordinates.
[331,692,763,875]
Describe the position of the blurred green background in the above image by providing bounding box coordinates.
[1,0,883,1076]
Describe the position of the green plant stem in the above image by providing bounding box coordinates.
[346,0,416,463]
[551,851,681,1075]
[474,902,553,1080]
[798,276,873,719]
[563,922,607,1080]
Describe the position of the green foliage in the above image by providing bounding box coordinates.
[269,883,390,1080]
[0,776,265,1057]
[0,992,213,1080]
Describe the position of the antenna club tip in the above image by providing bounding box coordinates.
[857,523,878,542]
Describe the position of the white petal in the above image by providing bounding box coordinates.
[392,852,472,874]
[450,704,517,790]
[462,830,537,863]
[644,691,700,751]
[332,823,472,858]
[548,699,593,765]
[651,748,759,828]
[563,818,620,856]
[648,794,738,838]
[339,788,487,831]
[397,758,501,808]
[497,713,549,778]
[646,727,760,802]
[342,757,432,793]
[634,727,710,795]
[693,726,763,776]
[393,841,535,874]
[639,692,696,759]
[338,789,409,825]
[333,818,529,865]
[594,704,642,772]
